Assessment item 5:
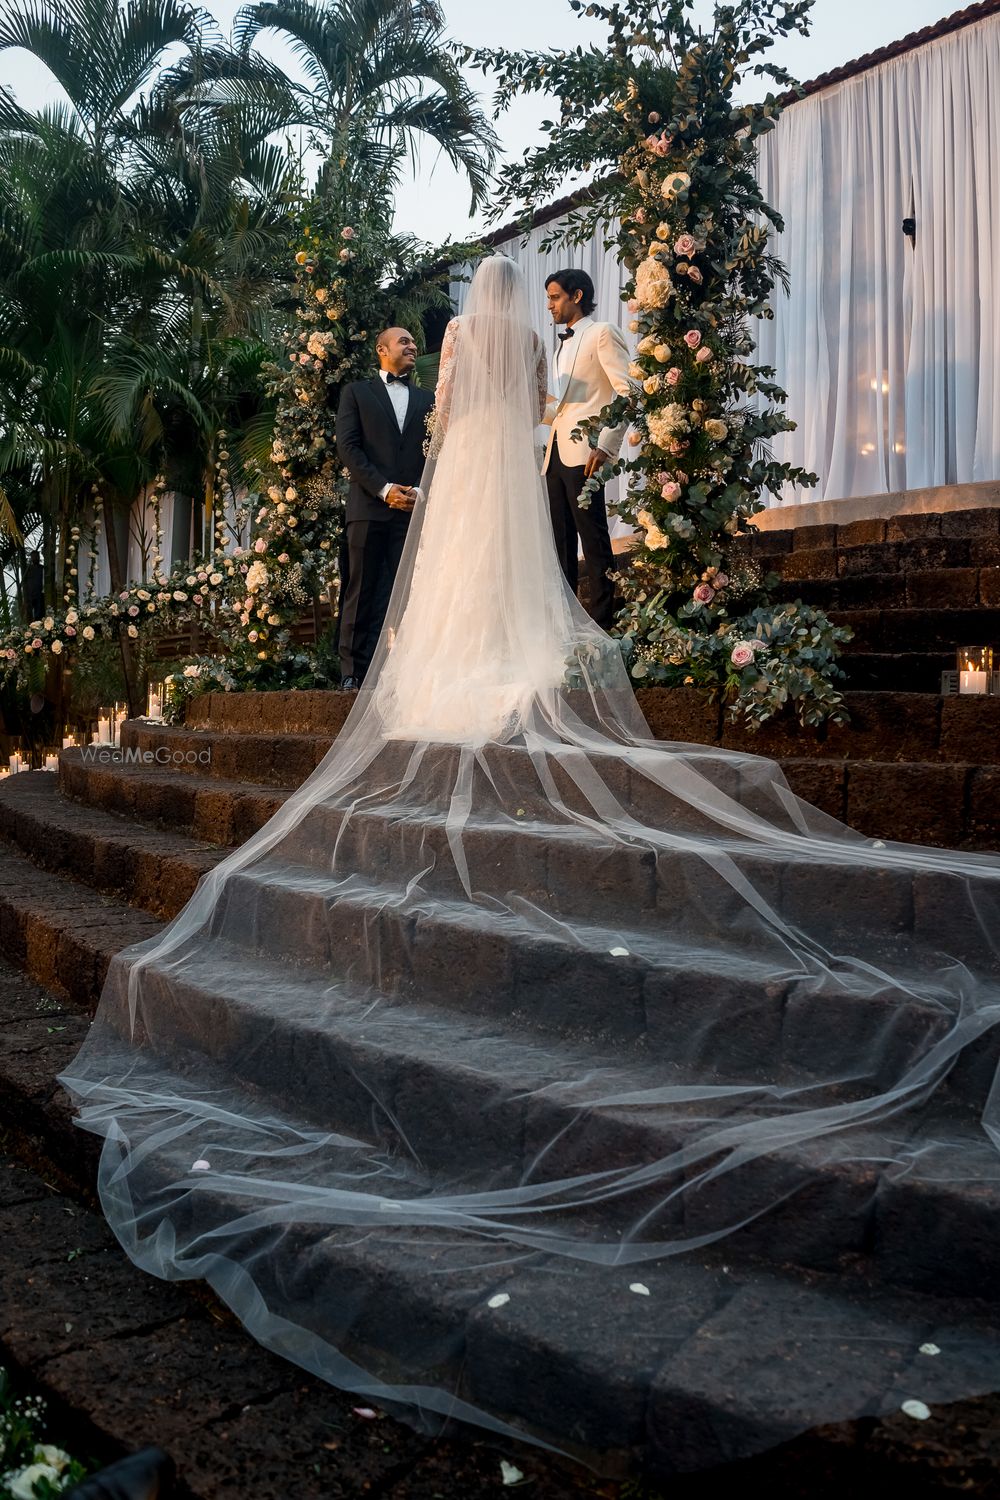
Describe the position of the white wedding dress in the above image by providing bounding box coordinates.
[374,266,604,744]
[59,256,1000,1468]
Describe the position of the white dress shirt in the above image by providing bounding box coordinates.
[378,368,410,500]
[554,314,594,390]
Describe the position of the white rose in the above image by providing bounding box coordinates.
[9,1464,63,1499]
[127,624,138,637]
[65,610,78,624]
[183,664,201,677]
[50,639,63,654]
[209,573,222,585]
[33,1446,69,1472]
[82,626,95,640]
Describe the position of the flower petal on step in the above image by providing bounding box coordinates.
[500,1461,524,1485]
[487,1293,511,1309]
[352,1407,377,1420]
[609,946,629,957]
[629,1283,651,1296]
[191,1159,211,1172]
[919,1343,941,1356]
[901,1399,931,1420]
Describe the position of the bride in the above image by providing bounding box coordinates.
[60,256,1000,1470]
[373,253,616,745]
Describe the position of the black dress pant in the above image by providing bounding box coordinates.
[339,509,411,681]
[545,446,617,628]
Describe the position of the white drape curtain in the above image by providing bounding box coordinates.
[468,11,1000,507]
[757,10,1000,503]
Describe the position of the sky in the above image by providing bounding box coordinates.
[2,0,960,242]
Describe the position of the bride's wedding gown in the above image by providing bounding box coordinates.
[60,257,1000,1467]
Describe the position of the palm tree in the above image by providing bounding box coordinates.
[163,0,498,213]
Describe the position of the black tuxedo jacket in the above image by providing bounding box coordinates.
[335,377,435,524]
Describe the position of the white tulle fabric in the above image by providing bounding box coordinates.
[59,257,1000,1470]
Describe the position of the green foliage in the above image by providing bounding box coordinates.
[0,1364,89,1497]
[475,0,850,729]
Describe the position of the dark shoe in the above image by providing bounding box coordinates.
[340,676,361,692]
[66,1447,175,1499]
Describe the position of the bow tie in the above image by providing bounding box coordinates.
[385,372,410,384]
[557,328,575,343]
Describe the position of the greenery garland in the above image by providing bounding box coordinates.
[476,0,851,727]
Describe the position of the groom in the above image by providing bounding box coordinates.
[543,269,632,629]
[335,327,434,689]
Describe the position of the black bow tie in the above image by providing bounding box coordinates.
[385,372,410,384]
[558,328,575,342]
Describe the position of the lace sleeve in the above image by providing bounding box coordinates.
[534,333,548,423]
[427,318,460,456]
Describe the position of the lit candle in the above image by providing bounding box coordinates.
[44,754,58,772]
[959,669,989,695]
[97,716,111,743]
[62,736,75,749]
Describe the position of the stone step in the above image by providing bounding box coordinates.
[3,772,994,1101]
[121,1109,1000,1471]
[107,938,999,1270]
[773,572,1000,613]
[57,725,1000,854]
[746,506,1000,562]
[3,947,998,1485]
[0,836,162,1009]
[59,751,288,846]
[0,771,223,920]
[117,721,331,786]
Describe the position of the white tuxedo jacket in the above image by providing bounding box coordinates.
[542,317,633,473]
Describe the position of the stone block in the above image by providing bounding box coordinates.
[643,967,787,1075]
[636,686,721,746]
[782,548,840,582]
[835,690,941,762]
[514,939,645,1041]
[649,1276,909,1471]
[835,573,906,609]
[970,536,1000,566]
[838,518,888,547]
[978,566,1000,606]
[940,508,1000,538]
[750,527,792,554]
[906,567,979,609]
[837,543,903,577]
[899,537,971,569]
[780,760,846,820]
[940,696,1000,765]
[792,523,838,550]
[846,763,968,847]
[874,1166,1000,1299]
[886,512,942,541]
[968,765,1000,847]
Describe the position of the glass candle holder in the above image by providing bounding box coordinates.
[957,646,994,695]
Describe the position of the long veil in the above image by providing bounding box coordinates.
[60,256,1000,1471]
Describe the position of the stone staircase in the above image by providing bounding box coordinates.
[0,689,998,1479]
[1,505,1000,1481]
[744,506,1000,692]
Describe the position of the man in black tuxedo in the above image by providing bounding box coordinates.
[335,327,434,688]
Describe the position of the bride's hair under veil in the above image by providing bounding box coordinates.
[59,254,1000,1472]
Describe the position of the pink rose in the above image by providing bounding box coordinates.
[655,470,670,483]
[714,572,730,589]
[661,481,681,502]
[654,137,669,157]
[730,642,755,669]
[128,605,139,616]
[648,111,661,124]
[65,626,76,636]
[693,584,715,605]
[683,330,702,349]
[341,226,355,239]
[674,234,696,257]
[687,265,703,285]
[31,638,42,649]
[634,208,647,224]
[278,553,290,564]
[665,367,681,386]
[254,538,267,553]
[695,346,713,364]
[627,298,639,311]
